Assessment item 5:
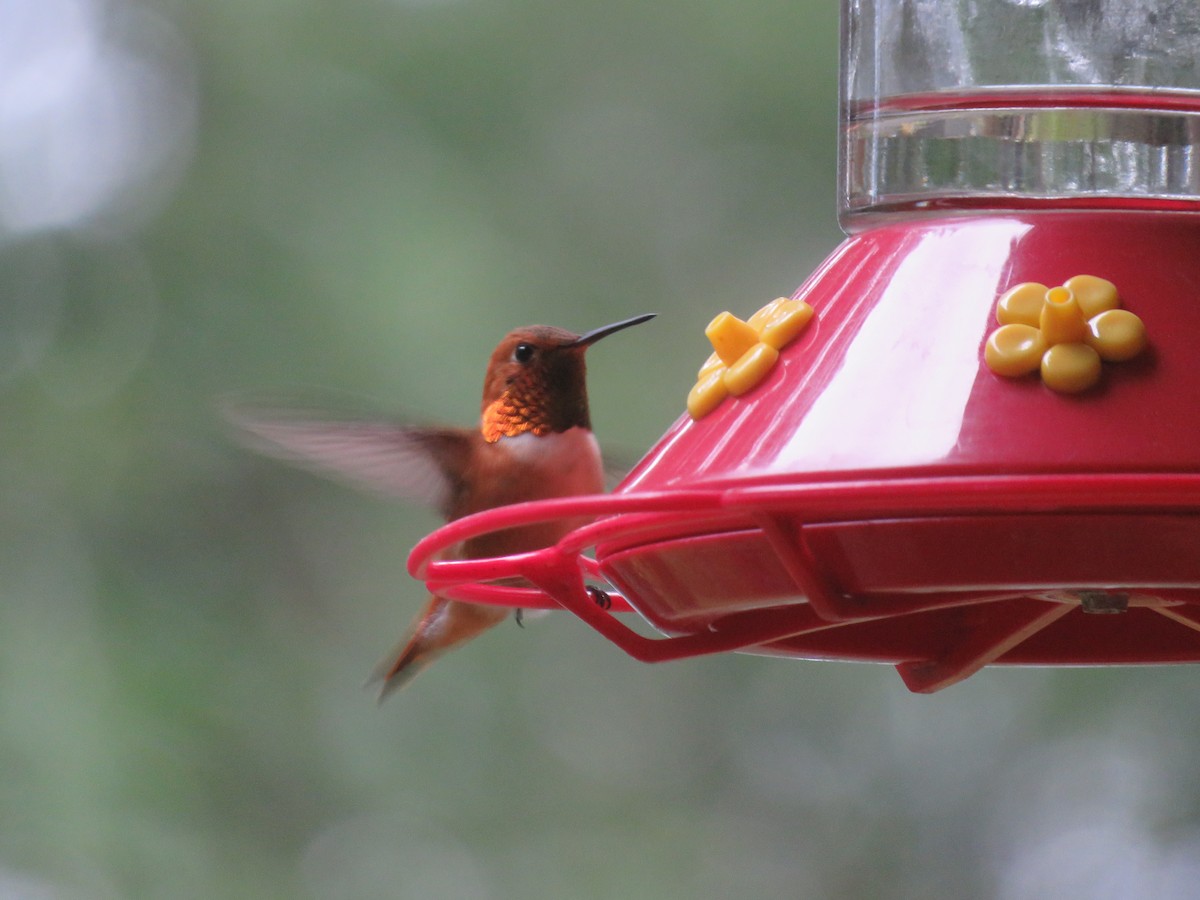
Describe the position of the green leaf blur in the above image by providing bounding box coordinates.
[3,1,1199,898]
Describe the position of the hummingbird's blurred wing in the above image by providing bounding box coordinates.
[222,394,472,518]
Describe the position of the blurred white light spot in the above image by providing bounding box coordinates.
[999,820,1151,899]
[0,868,59,900]
[988,733,1188,899]
[0,0,196,233]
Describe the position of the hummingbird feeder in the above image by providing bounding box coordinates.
[410,1,1200,692]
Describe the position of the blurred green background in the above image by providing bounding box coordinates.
[5,0,1200,897]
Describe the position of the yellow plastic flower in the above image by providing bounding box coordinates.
[687,297,815,419]
[985,275,1145,393]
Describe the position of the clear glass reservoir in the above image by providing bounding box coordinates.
[840,0,1200,229]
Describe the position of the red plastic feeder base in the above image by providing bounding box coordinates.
[409,213,1200,692]
[409,475,1200,693]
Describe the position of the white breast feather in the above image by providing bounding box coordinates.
[500,428,604,495]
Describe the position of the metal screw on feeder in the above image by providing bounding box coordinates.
[411,1,1200,692]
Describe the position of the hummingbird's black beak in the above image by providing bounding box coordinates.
[568,313,656,348]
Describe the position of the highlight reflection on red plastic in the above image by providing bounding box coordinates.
[409,213,1200,692]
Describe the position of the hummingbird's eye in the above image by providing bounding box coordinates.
[513,343,536,364]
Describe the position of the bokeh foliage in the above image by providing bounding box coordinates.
[4,1,1200,898]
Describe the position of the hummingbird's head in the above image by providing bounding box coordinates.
[479,313,654,442]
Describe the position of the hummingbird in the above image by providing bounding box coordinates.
[227,312,655,699]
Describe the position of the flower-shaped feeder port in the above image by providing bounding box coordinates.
[985,275,1147,392]
[688,297,815,419]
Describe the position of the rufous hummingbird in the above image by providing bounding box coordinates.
[228,312,655,699]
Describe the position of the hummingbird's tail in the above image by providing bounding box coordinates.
[368,595,509,701]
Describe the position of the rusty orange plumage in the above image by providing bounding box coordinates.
[229,313,655,699]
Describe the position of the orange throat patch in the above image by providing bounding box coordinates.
[481,392,552,443]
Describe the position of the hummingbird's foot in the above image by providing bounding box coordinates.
[514,608,525,628]
[586,586,613,610]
